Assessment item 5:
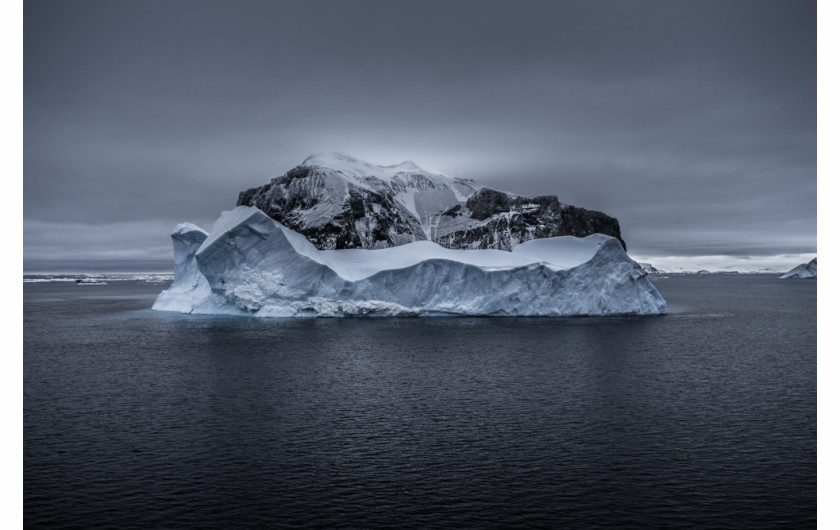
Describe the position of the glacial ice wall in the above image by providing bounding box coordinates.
[153,206,666,317]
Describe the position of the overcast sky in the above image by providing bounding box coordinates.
[24,0,816,271]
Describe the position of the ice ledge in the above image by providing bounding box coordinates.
[153,206,666,317]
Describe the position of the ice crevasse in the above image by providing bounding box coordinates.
[152,206,666,317]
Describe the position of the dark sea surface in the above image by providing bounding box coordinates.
[24,275,816,529]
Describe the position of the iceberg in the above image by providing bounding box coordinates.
[780,257,817,279]
[638,262,660,274]
[152,206,666,317]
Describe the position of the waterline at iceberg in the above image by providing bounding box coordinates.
[153,206,666,317]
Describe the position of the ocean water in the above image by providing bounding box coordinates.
[24,275,816,528]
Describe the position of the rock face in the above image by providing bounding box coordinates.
[152,206,666,317]
[236,153,626,251]
[780,258,817,279]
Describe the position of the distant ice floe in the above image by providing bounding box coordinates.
[152,206,666,317]
[23,273,174,284]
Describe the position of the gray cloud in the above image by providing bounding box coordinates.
[24,0,815,270]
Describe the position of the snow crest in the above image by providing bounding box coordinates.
[153,207,665,317]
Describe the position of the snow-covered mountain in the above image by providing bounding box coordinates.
[780,257,817,279]
[153,206,665,317]
[236,153,625,251]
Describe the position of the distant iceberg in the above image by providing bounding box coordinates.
[153,206,666,317]
[638,262,660,274]
[780,258,817,279]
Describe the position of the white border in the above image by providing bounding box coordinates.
[8,0,22,528]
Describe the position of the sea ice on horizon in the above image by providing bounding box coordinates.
[152,206,666,317]
[23,273,174,284]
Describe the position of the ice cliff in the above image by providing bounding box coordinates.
[152,206,666,317]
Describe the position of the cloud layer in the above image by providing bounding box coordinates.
[24,0,816,270]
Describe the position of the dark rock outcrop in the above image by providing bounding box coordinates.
[433,189,625,250]
[237,166,424,249]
